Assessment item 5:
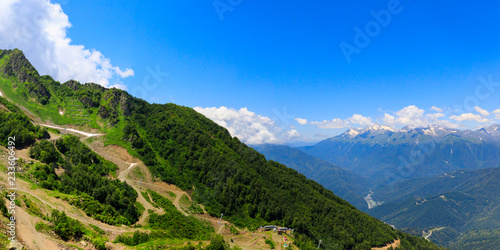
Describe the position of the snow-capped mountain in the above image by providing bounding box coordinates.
[301,123,500,186]
[338,124,500,142]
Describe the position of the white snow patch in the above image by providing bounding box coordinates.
[40,124,103,137]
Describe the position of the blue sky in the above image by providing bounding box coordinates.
[2,0,500,144]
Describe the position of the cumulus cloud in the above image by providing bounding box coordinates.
[474,106,490,117]
[430,106,443,113]
[427,113,445,119]
[287,129,301,138]
[493,109,500,120]
[194,106,300,144]
[393,105,428,127]
[310,118,349,129]
[348,114,376,127]
[450,113,490,123]
[295,118,308,125]
[310,105,494,131]
[0,0,133,89]
[381,113,396,127]
[310,114,376,129]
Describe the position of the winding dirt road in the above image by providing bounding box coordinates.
[39,124,104,137]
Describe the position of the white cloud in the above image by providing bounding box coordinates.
[475,107,490,117]
[194,106,300,144]
[310,118,349,129]
[427,113,445,119]
[310,105,495,131]
[295,118,308,125]
[287,129,301,138]
[0,0,133,89]
[380,105,464,128]
[381,113,396,127]
[493,109,500,120]
[348,114,376,126]
[450,113,490,123]
[430,106,443,113]
[393,105,428,127]
[310,114,376,129]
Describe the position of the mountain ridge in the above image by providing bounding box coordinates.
[300,124,500,186]
[0,49,441,249]
[336,124,500,142]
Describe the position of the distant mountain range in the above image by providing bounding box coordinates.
[0,48,442,249]
[255,125,500,249]
[300,124,500,186]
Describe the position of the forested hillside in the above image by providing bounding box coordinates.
[369,167,500,248]
[0,48,441,249]
[254,144,370,210]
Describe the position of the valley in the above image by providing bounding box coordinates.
[258,126,500,249]
[0,1,497,249]
[0,49,441,249]
[363,191,383,210]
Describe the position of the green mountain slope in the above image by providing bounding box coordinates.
[253,144,370,210]
[0,49,441,249]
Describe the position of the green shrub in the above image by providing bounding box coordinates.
[0,198,8,217]
[90,224,106,235]
[35,222,51,233]
[51,210,84,241]
[265,238,275,249]
[229,225,239,235]
[205,234,230,250]
[114,231,150,246]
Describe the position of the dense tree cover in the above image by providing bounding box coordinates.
[254,144,370,210]
[29,136,140,225]
[148,191,213,240]
[119,104,440,249]
[51,210,85,241]
[427,228,461,248]
[448,229,500,250]
[0,49,440,249]
[29,140,61,164]
[0,97,48,147]
[370,167,500,247]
